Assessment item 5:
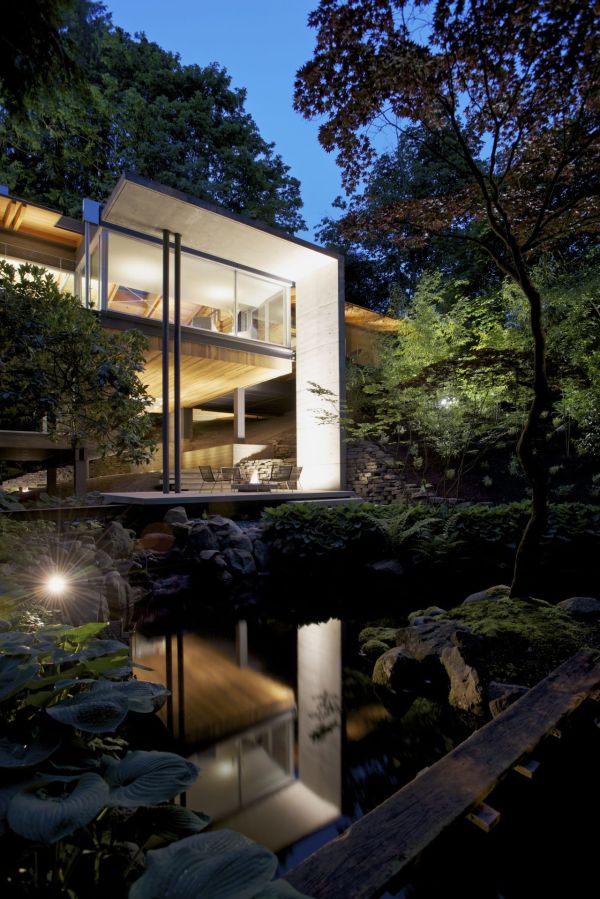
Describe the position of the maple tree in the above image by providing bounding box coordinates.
[295,0,600,595]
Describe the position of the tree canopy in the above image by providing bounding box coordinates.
[296,0,600,594]
[0,262,155,463]
[0,1,305,232]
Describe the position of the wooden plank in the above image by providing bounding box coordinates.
[284,652,600,899]
[466,801,501,832]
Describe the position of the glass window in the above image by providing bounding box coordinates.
[0,244,75,295]
[236,272,287,346]
[182,253,235,335]
[106,231,165,318]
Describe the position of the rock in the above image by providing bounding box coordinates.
[104,570,129,614]
[153,574,192,599]
[188,524,219,553]
[441,643,485,715]
[408,606,446,624]
[358,626,398,648]
[223,548,256,577]
[488,681,529,718]
[136,532,176,553]
[221,531,254,553]
[217,570,234,588]
[397,619,472,663]
[0,619,11,632]
[252,538,270,572]
[96,521,135,559]
[462,584,511,605]
[372,646,422,691]
[361,639,391,661]
[556,596,600,618]
[366,559,404,577]
[164,506,188,525]
[94,548,115,571]
[206,515,243,536]
[198,549,221,561]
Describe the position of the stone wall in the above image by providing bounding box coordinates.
[346,440,407,503]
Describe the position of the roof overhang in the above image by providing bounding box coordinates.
[101,175,341,282]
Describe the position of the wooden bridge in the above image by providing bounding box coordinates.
[283,651,600,899]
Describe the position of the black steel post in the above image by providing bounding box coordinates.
[162,229,170,493]
[174,233,182,494]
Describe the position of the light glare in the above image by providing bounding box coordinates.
[46,574,68,596]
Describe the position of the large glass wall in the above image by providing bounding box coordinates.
[101,230,290,347]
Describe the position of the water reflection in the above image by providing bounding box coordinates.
[131,619,343,851]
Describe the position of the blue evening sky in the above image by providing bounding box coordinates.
[104,0,346,241]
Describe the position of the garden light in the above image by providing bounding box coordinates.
[45,574,69,597]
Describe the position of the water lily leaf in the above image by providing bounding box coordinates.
[108,680,170,713]
[129,831,277,899]
[7,773,109,843]
[104,751,198,807]
[254,881,314,898]
[0,735,61,768]
[0,656,40,702]
[131,805,210,843]
[46,687,129,733]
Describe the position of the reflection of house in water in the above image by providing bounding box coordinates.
[132,619,342,851]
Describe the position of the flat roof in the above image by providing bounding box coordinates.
[101,175,342,281]
[0,193,83,249]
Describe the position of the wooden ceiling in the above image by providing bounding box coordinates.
[141,348,292,412]
[0,196,82,249]
[344,302,399,333]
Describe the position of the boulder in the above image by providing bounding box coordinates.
[462,584,510,605]
[94,548,115,571]
[205,515,243,537]
[136,532,176,553]
[96,521,135,559]
[556,596,600,619]
[163,506,188,525]
[188,524,219,553]
[252,538,271,572]
[488,681,529,718]
[0,619,11,632]
[366,559,404,577]
[408,606,446,624]
[223,548,256,577]
[372,646,422,691]
[396,619,472,663]
[152,574,192,599]
[441,642,485,715]
[104,569,130,614]
[361,639,392,661]
[358,626,398,648]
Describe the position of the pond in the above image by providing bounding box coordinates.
[131,614,471,876]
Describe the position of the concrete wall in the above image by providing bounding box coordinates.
[295,258,344,490]
[297,619,342,810]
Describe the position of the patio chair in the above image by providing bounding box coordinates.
[220,466,244,490]
[198,466,222,492]
[261,464,294,491]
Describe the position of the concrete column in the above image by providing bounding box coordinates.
[182,407,194,441]
[46,466,58,496]
[236,620,248,667]
[233,388,246,442]
[73,447,89,495]
[297,619,342,810]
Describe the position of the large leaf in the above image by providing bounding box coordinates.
[108,680,170,713]
[129,831,278,899]
[46,686,129,733]
[0,734,61,768]
[254,882,314,899]
[0,656,40,702]
[130,805,210,844]
[0,781,28,836]
[58,623,108,644]
[7,773,109,843]
[105,751,198,807]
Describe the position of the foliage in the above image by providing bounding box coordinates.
[0,623,310,899]
[0,1,305,233]
[295,0,600,594]
[0,0,81,113]
[344,255,600,496]
[0,262,155,463]
[260,502,386,566]
[443,597,596,686]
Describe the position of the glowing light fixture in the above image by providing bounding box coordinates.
[438,396,455,408]
[45,574,68,597]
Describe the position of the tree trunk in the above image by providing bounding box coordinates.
[510,271,551,597]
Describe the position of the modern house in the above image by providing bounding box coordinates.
[0,176,394,494]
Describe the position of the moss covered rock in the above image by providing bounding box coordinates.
[358,626,398,649]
